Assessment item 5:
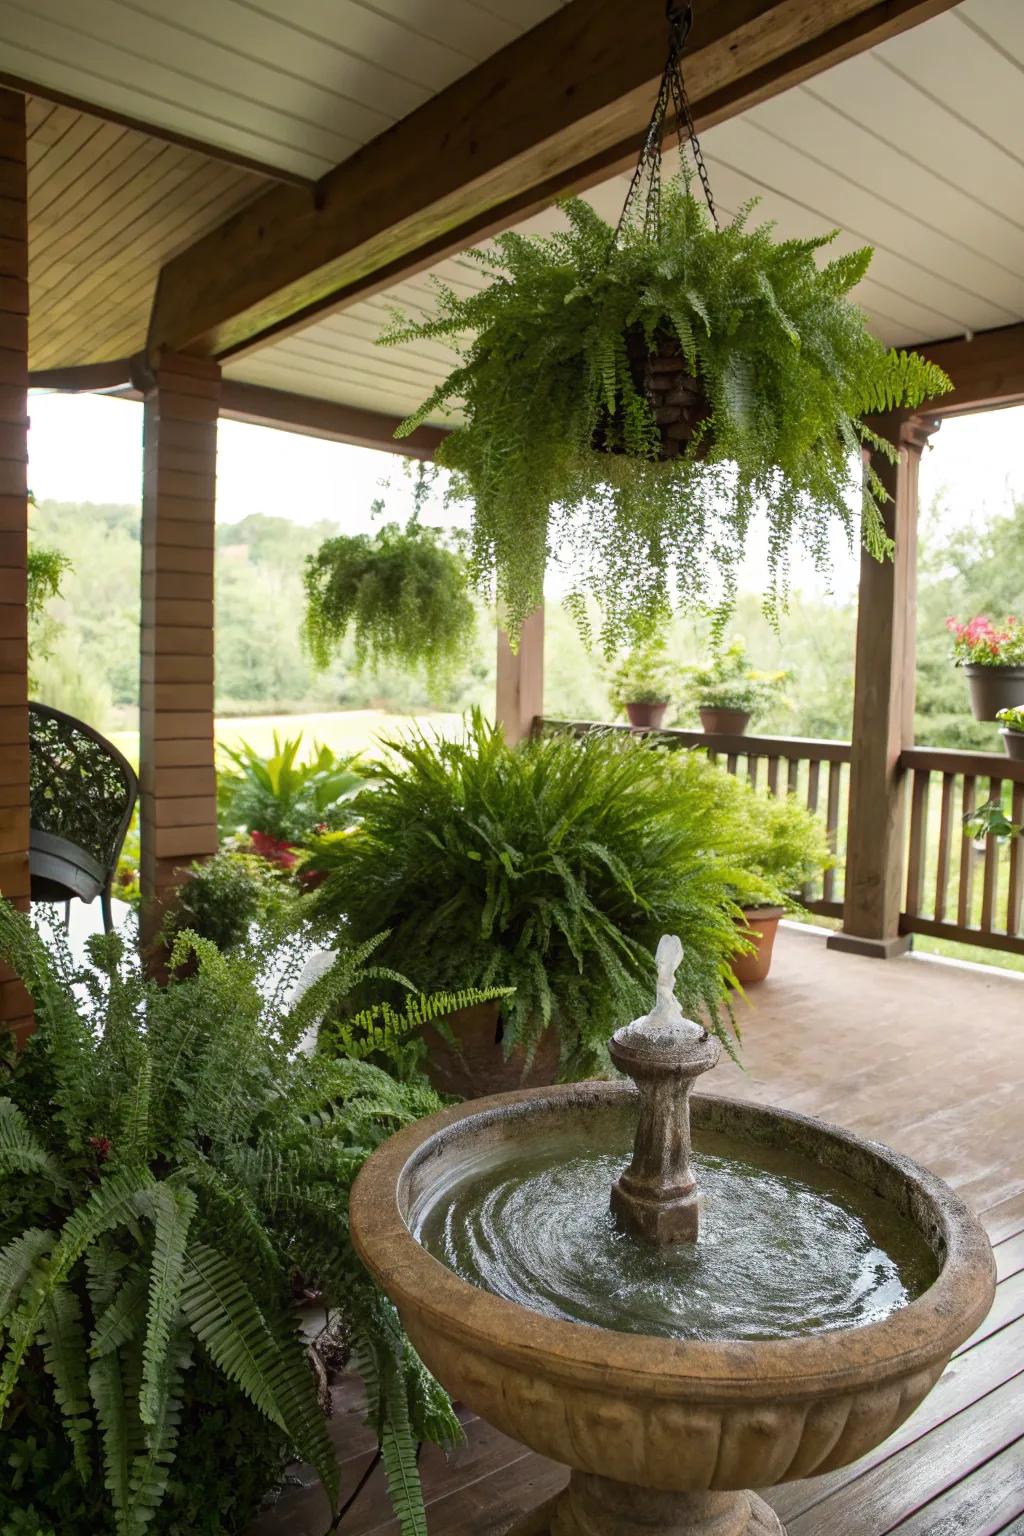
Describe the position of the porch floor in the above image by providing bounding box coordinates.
[252,926,1024,1536]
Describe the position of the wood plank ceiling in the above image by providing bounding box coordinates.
[26,96,267,370]
[223,0,1024,425]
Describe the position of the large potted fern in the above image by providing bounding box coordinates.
[305,713,764,1090]
[382,11,951,652]
[0,910,479,1536]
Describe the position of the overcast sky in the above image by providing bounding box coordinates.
[27,391,1024,607]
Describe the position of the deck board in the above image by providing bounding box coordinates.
[252,928,1024,1535]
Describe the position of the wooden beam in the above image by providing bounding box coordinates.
[916,323,1024,416]
[30,358,133,393]
[0,88,31,1044]
[496,607,544,748]
[829,416,936,961]
[139,353,220,959]
[217,380,445,458]
[146,0,959,363]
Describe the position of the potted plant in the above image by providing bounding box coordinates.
[382,179,950,653]
[0,909,465,1536]
[947,616,1024,720]
[683,638,788,735]
[731,791,833,984]
[608,638,677,728]
[302,464,477,691]
[996,705,1024,760]
[305,713,760,1090]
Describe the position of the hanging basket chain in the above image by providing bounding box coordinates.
[614,0,719,243]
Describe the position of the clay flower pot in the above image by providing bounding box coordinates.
[625,701,669,730]
[699,707,750,735]
[419,999,560,1100]
[732,906,785,985]
[1000,728,1024,761]
[962,663,1024,721]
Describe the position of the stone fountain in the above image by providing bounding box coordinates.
[350,937,995,1536]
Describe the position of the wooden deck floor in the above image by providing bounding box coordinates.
[252,926,1024,1536]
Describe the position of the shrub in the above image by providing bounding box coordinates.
[218,732,370,847]
[306,714,764,1073]
[607,638,677,713]
[0,911,462,1536]
[682,638,788,722]
[162,850,293,952]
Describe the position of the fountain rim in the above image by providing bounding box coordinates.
[350,1080,995,1401]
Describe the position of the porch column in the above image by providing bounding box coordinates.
[139,352,220,952]
[0,90,31,1042]
[496,604,544,745]
[829,414,936,959]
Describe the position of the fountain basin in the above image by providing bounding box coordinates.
[350,1083,994,1529]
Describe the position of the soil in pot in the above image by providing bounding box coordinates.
[700,707,751,735]
[420,999,561,1099]
[963,663,1024,722]
[1001,728,1024,762]
[732,907,785,985]
[625,700,669,729]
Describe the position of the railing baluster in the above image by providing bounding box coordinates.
[1008,782,1024,936]
[980,776,1002,933]
[726,754,738,775]
[747,756,760,790]
[934,772,954,924]
[766,756,780,797]
[905,768,931,917]
[958,774,976,929]
[822,760,842,905]
[787,758,799,796]
[806,759,820,814]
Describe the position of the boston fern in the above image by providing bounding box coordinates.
[383,180,952,650]
[306,712,767,1075]
[0,910,469,1536]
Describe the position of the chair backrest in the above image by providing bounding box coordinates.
[28,703,139,883]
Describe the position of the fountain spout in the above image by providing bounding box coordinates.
[609,936,720,1245]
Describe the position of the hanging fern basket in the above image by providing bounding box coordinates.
[380,3,954,652]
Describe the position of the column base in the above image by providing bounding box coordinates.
[826,931,912,960]
[508,1475,785,1536]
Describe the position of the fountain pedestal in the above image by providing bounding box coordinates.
[512,1477,783,1535]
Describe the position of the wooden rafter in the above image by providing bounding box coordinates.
[146,0,961,364]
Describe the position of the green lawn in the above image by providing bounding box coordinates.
[109,709,467,769]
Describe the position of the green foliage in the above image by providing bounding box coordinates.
[0,910,462,1536]
[694,769,833,904]
[384,180,951,650]
[218,731,370,844]
[306,712,765,1074]
[161,852,293,953]
[303,467,477,693]
[997,706,1024,734]
[606,637,677,712]
[680,638,788,721]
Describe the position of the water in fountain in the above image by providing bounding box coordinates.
[412,936,937,1342]
[412,1115,938,1341]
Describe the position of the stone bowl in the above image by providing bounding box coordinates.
[350,1083,995,1535]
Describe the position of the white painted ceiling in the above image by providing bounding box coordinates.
[226,0,1024,423]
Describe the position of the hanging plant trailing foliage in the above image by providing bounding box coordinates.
[380,8,952,653]
[302,463,477,690]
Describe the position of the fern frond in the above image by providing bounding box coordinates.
[138,1184,196,1428]
[90,1346,134,1529]
[0,1097,67,1187]
[91,1270,149,1358]
[0,1227,55,1320]
[859,348,952,413]
[39,1284,93,1482]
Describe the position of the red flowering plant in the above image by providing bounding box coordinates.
[946,616,1024,668]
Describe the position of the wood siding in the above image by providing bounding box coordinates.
[0,88,31,1043]
[139,352,219,950]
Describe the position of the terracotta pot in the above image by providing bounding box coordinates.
[625,701,669,730]
[420,999,560,1100]
[962,663,1024,721]
[731,906,785,985]
[1000,728,1024,761]
[699,707,750,735]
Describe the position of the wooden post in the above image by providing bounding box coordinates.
[829,415,937,959]
[496,605,544,746]
[0,90,32,1043]
[139,352,220,953]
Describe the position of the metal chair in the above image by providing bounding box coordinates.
[28,702,138,932]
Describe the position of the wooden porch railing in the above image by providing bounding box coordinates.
[900,747,1024,956]
[539,722,1024,956]
[537,722,851,918]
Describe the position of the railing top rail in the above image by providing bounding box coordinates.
[537,720,852,763]
[902,746,1024,781]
